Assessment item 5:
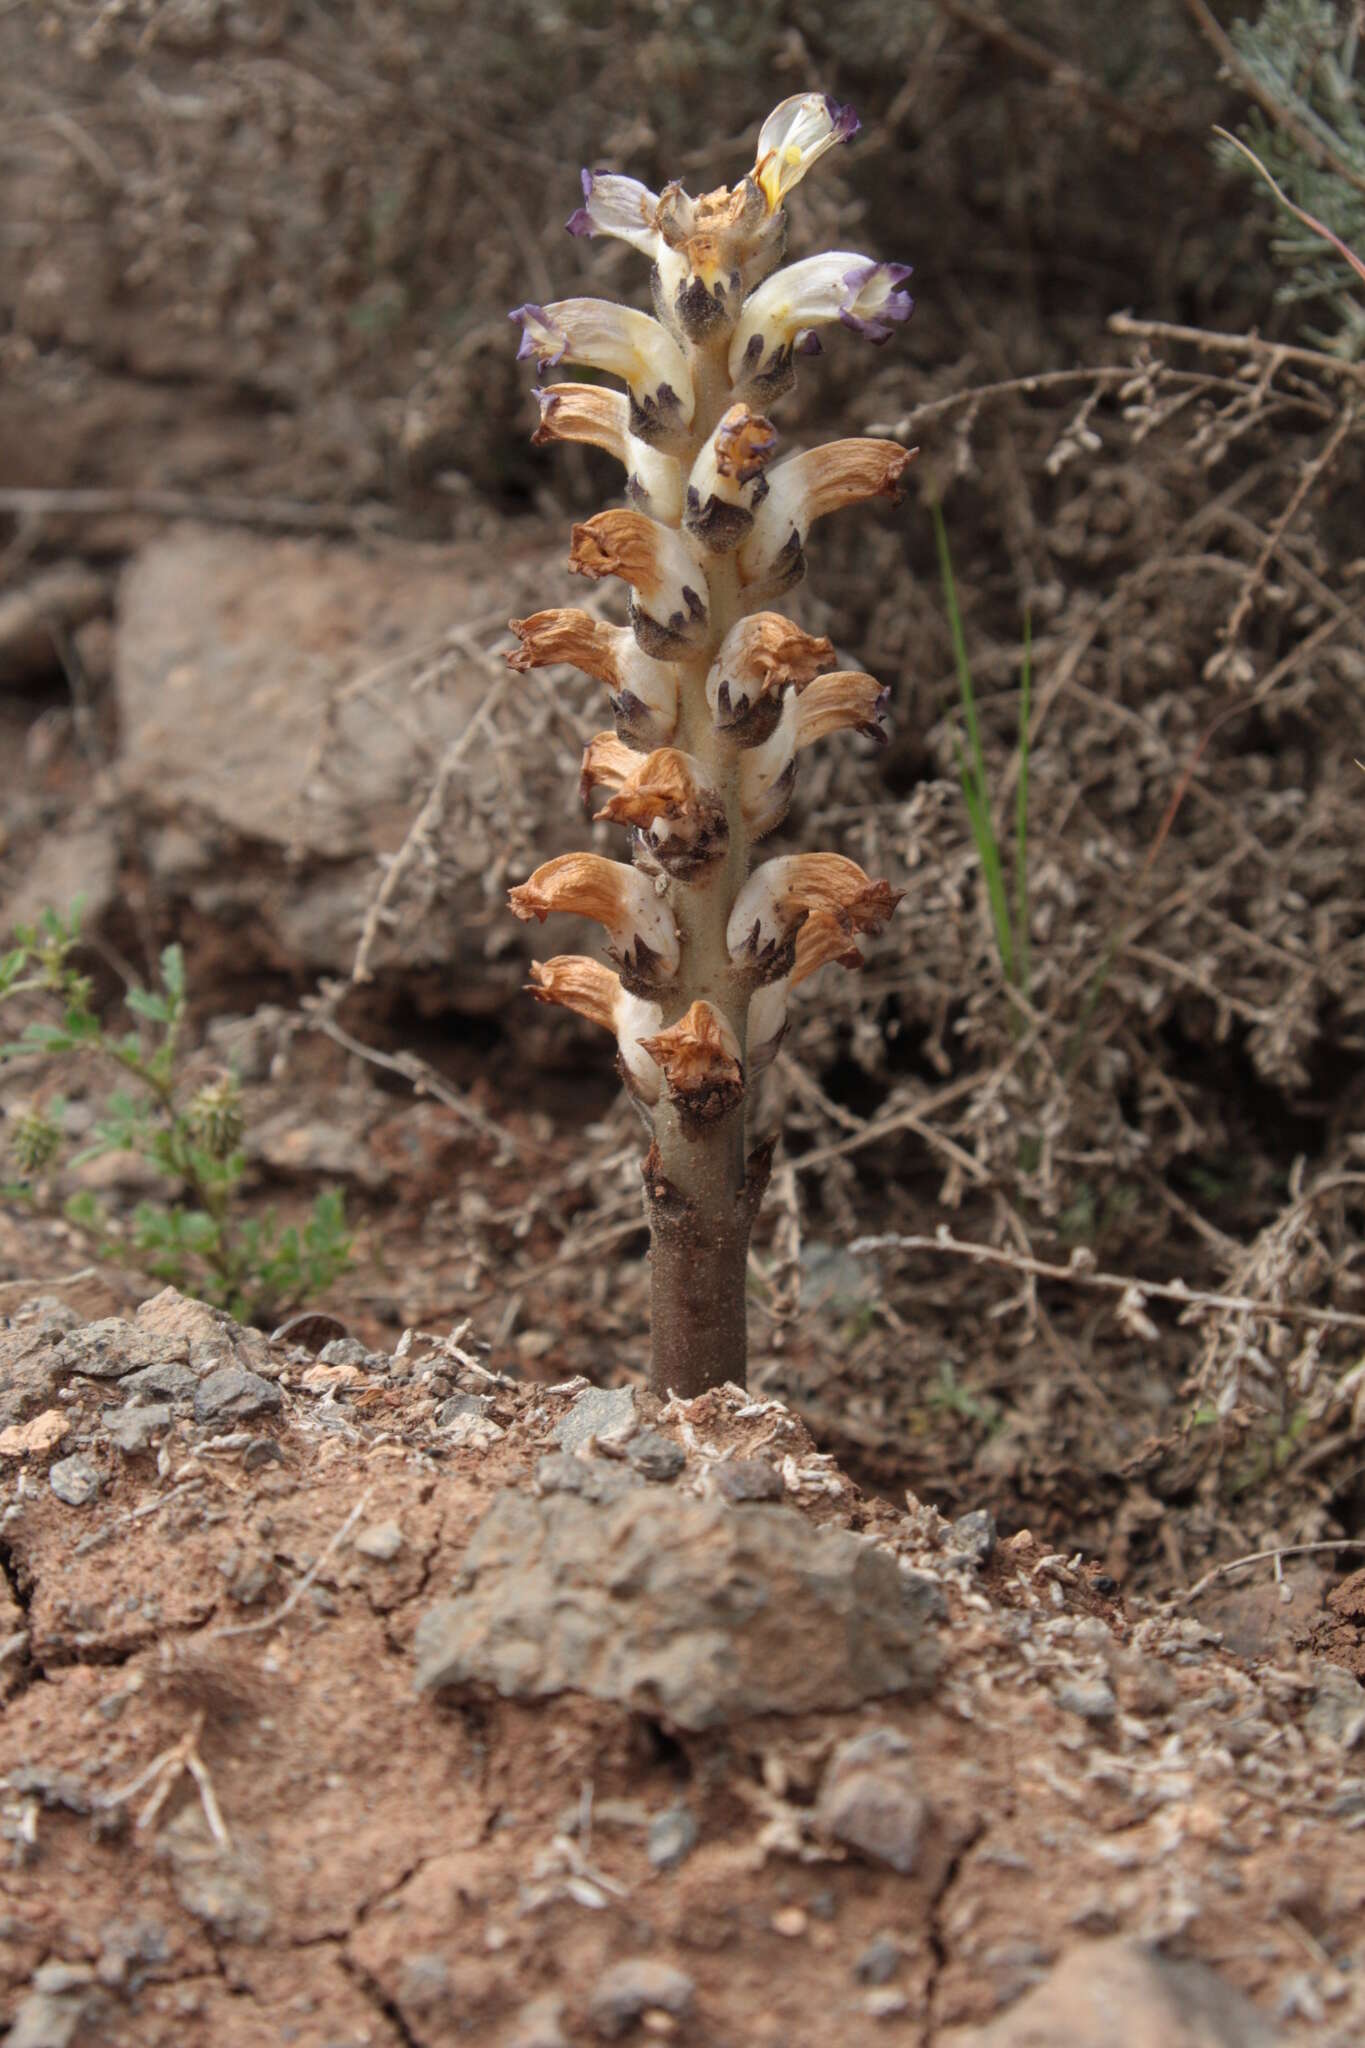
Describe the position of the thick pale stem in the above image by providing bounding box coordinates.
[645,330,760,1397]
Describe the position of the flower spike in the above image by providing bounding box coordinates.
[509,852,680,990]
[508,92,912,1397]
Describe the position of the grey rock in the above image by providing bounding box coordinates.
[354,1519,404,1562]
[113,530,557,986]
[6,1962,108,2048]
[647,1805,698,1870]
[1055,1680,1118,1724]
[415,1491,939,1732]
[626,1429,685,1482]
[48,1455,101,1507]
[55,1318,188,1382]
[588,1959,695,2040]
[1304,1662,1365,1750]
[157,1811,272,1943]
[938,1936,1285,2047]
[134,1287,275,1381]
[534,1453,636,1505]
[0,1329,67,1429]
[436,1392,494,1428]
[103,1403,173,1456]
[816,1728,930,1875]
[712,1456,783,1502]
[121,1360,199,1406]
[317,1336,371,1368]
[950,1508,997,1564]
[193,1366,283,1424]
[553,1384,637,1452]
[855,1936,904,1986]
[8,1298,80,1333]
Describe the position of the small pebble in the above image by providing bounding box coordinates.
[626,1430,685,1482]
[1055,1679,1117,1724]
[102,1404,172,1457]
[193,1366,281,1425]
[318,1337,371,1369]
[712,1458,782,1503]
[647,1806,697,1871]
[354,1520,404,1562]
[864,1987,909,2021]
[588,1959,694,2041]
[949,1507,997,1564]
[854,1937,903,1986]
[49,1454,101,1506]
[554,1385,636,1453]
[772,1906,807,1938]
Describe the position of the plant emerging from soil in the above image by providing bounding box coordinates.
[506,95,912,1395]
[1,905,352,1320]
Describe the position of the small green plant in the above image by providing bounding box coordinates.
[933,504,1033,1038]
[1,905,351,1321]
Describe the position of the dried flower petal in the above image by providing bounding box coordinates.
[510,852,680,988]
[510,298,694,437]
[728,254,914,398]
[534,385,683,523]
[528,955,663,1102]
[505,610,679,746]
[684,404,779,553]
[589,746,728,876]
[640,1000,744,1125]
[752,93,860,213]
[705,612,836,740]
[727,853,902,981]
[569,510,709,659]
[739,439,916,595]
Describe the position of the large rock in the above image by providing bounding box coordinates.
[414,1489,939,1732]
[941,1938,1284,2048]
[111,528,562,991]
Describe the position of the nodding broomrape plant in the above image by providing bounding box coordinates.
[507,93,912,1397]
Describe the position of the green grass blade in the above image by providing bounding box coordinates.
[1014,613,1032,1004]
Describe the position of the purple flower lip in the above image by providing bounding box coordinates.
[824,97,861,143]
[565,167,597,237]
[508,304,567,368]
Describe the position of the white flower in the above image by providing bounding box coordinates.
[704,613,836,735]
[511,298,694,435]
[752,93,860,213]
[684,404,779,553]
[506,608,679,746]
[741,672,890,836]
[509,853,680,988]
[727,854,902,981]
[569,510,710,659]
[533,385,683,523]
[582,741,727,877]
[565,170,661,257]
[739,438,915,594]
[728,254,914,390]
[529,956,663,1103]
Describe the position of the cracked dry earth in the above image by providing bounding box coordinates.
[2,1292,1365,2047]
